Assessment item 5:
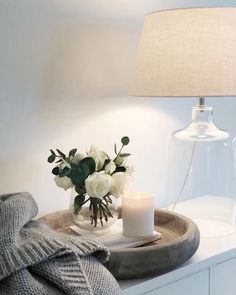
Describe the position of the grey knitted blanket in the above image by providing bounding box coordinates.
[0,192,121,295]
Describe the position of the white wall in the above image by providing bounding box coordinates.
[1,0,236,216]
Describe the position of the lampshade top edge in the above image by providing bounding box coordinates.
[129,94,236,98]
[146,6,236,17]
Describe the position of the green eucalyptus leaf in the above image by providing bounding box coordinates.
[55,159,62,163]
[74,194,85,215]
[74,185,86,195]
[119,153,131,158]
[52,167,59,175]
[121,136,130,145]
[80,157,96,174]
[69,163,90,186]
[48,154,55,163]
[114,166,126,173]
[50,149,56,155]
[56,149,66,159]
[70,163,79,169]
[69,148,77,157]
[59,166,71,177]
[114,143,117,155]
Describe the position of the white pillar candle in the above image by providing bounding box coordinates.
[122,192,154,237]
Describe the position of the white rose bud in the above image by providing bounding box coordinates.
[54,176,74,190]
[111,172,132,198]
[85,171,114,199]
[115,154,130,166]
[114,156,126,166]
[105,160,116,175]
[59,160,71,171]
[71,153,85,164]
[89,150,108,171]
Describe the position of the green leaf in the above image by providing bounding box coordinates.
[69,148,77,157]
[48,154,55,163]
[119,153,131,158]
[59,166,71,177]
[69,163,90,186]
[50,149,56,155]
[55,159,62,163]
[114,143,117,155]
[52,167,59,175]
[56,149,66,159]
[70,163,79,169]
[104,159,110,167]
[121,136,130,146]
[80,157,96,174]
[74,185,86,195]
[114,166,126,173]
[74,195,85,215]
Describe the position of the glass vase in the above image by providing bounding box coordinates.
[70,188,118,234]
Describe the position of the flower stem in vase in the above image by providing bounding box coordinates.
[101,201,113,218]
[88,196,116,227]
[100,204,108,222]
[99,205,104,226]
[92,198,99,227]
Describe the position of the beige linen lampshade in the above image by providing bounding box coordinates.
[131,7,236,97]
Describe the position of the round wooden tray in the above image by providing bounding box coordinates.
[39,209,200,280]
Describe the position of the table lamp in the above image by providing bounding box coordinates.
[130,7,236,237]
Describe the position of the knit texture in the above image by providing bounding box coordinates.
[0,192,121,295]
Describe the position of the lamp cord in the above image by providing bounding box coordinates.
[171,141,197,211]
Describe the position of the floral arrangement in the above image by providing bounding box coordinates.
[48,136,133,227]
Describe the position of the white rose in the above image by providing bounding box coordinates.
[54,176,74,190]
[88,150,108,171]
[71,153,85,164]
[111,172,133,198]
[85,171,114,199]
[105,160,116,175]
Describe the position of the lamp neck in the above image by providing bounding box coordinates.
[192,98,213,123]
[173,97,229,141]
[198,97,206,107]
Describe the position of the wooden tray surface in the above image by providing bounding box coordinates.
[39,209,200,280]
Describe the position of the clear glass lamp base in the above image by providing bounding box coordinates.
[166,99,236,238]
[169,196,236,238]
